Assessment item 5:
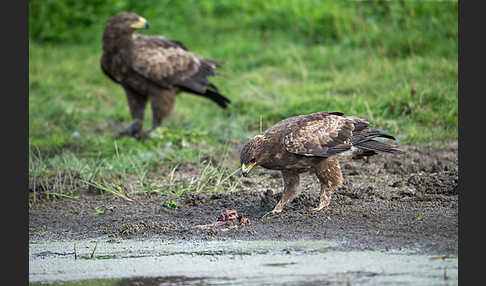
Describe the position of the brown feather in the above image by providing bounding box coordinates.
[284,112,353,157]
[100,12,231,138]
[355,139,402,154]
[239,111,402,215]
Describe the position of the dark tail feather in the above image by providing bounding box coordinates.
[200,88,231,109]
[353,128,396,145]
[367,128,396,141]
[355,139,402,154]
[179,83,230,108]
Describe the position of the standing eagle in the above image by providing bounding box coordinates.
[101,12,230,139]
[240,111,401,217]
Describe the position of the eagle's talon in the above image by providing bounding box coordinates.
[117,119,144,139]
[312,202,329,212]
[260,209,282,220]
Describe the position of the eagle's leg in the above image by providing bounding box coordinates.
[313,157,343,211]
[118,88,147,138]
[140,90,176,139]
[262,170,300,219]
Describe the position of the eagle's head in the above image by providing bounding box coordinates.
[104,12,149,35]
[240,135,265,177]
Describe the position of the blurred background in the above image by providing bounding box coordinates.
[29,0,457,200]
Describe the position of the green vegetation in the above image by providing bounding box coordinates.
[415,213,424,221]
[29,1,458,204]
[165,200,179,211]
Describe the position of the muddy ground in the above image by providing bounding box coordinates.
[29,144,458,255]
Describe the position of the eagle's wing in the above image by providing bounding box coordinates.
[283,112,355,157]
[130,36,221,95]
[155,35,188,51]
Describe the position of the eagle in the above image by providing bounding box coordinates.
[240,111,401,217]
[100,12,230,139]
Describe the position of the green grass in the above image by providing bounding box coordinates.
[29,0,458,204]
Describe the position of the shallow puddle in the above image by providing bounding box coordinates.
[29,237,457,285]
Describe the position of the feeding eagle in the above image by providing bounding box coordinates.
[240,111,402,217]
[101,12,230,139]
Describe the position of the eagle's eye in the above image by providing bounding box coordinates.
[250,158,256,164]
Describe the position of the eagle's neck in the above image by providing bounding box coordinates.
[255,135,275,164]
[102,30,135,53]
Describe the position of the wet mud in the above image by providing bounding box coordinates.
[29,145,458,255]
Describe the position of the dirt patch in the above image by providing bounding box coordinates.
[29,145,458,255]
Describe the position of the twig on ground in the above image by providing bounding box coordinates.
[90,241,98,259]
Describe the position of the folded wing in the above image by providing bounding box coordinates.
[130,37,230,108]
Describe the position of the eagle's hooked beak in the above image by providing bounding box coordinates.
[130,17,149,29]
[241,162,257,177]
